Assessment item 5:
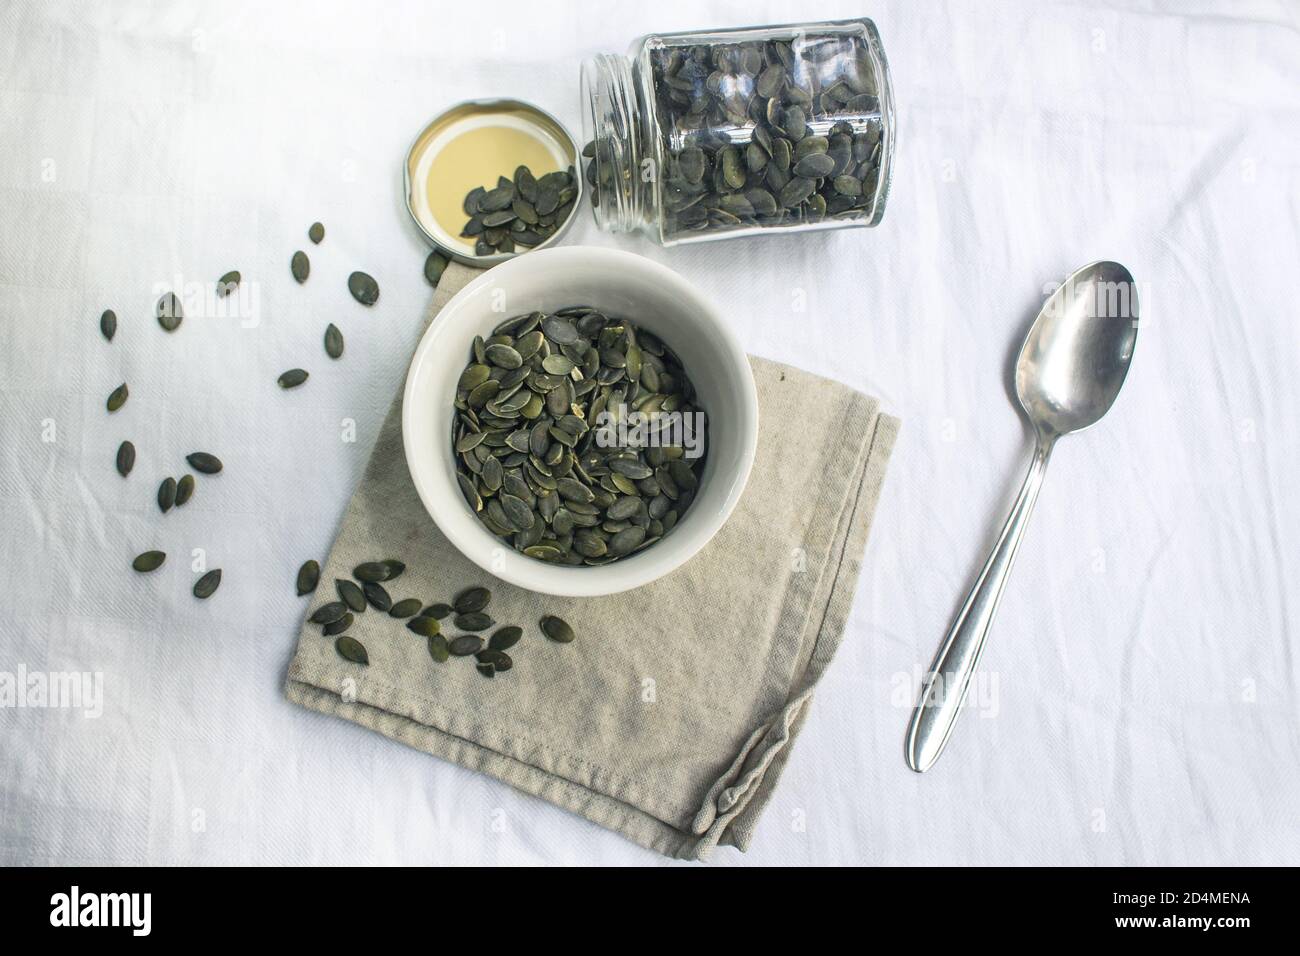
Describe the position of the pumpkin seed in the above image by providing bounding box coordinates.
[407,615,440,637]
[132,550,166,573]
[217,271,240,296]
[100,309,116,341]
[347,271,379,306]
[308,221,325,244]
[309,602,348,625]
[336,579,366,613]
[424,250,449,286]
[353,561,391,583]
[475,649,513,672]
[324,324,343,359]
[454,612,493,632]
[453,586,491,614]
[335,636,368,665]
[362,581,392,611]
[540,615,575,644]
[277,368,308,389]
[296,559,320,595]
[488,626,522,651]
[324,613,353,636]
[186,452,223,474]
[422,603,453,620]
[389,598,422,618]
[449,635,483,656]
[156,292,182,332]
[291,251,310,283]
[107,383,128,412]
[157,477,176,513]
[193,568,221,599]
[382,559,405,579]
[476,662,496,678]
[174,473,194,505]
[115,440,135,477]
[459,166,574,256]
[427,633,450,662]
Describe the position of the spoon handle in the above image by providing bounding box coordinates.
[906,438,1054,772]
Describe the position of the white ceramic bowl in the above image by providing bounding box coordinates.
[402,246,758,597]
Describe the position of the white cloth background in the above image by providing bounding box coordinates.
[1,0,1296,865]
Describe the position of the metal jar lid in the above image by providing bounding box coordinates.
[404,98,582,267]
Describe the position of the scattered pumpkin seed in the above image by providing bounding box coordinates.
[278,368,308,389]
[335,636,368,665]
[407,615,440,637]
[217,271,240,296]
[175,474,194,505]
[309,601,348,625]
[475,649,512,672]
[115,440,135,477]
[427,633,450,663]
[156,292,182,332]
[296,559,320,595]
[107,383,128,412]
[347,271,379,306]
[308,221,325,244]
[422,603,453,620]
[186,452,223,474]
[193,568,221,599]
[453,611,493,632]
[324,323,343,359]
[353,561,390,583]
[488,626,523,651]
[324,612,353,636]
[291,251,310,283]
[362,581,392,611]
[449,635,483,656]
[100,309,116,341]
[424,250,449,286]
[157,476,176,513]
[336,579,366,613]
[476,662,495,678]
[132,550,166,573]
[540,615,575,643]
[388,598,422,618]
[453,586,491,614]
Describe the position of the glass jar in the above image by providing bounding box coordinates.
[580,18,894,246]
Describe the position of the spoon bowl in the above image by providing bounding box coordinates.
[906,261,1139,773]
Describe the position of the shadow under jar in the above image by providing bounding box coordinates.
[580,18,894,246]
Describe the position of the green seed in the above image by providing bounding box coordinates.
[389,598,422,618]
[476,662,495,678]
[107,383,128,412]
[132,550,166,573]
[448,635,483,656]
[475,649,512,672]
[309,602,348,625]
[100,309,117,342]
[408,615,440,637]
[362,581,392,611]
[193,568,221,599]
[324,612,353,636]
[156,292,182,332]
[308,221,325,244]
[424,250,449,287]
[217,271,240,296]
[324,323,343,359]
[336,579,366,613]
[347,271,379,306]
[540,615,575,643]
[115,440,135,477]
[174,473,194,505]
[335,636,368,665]
[427,633,450,663]
[291,251,310,283]
[278,368,308,388]
[352,561,390,583]
[453,586,491,614]
[186,452,223,474]
[296,560,320,595]
[381,559,405,579]
[422,603,453,620]
[157,477,176,513]
[453,612,493,632]
[488,626,523,651]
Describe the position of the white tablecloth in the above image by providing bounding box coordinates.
[1,0,1296,865]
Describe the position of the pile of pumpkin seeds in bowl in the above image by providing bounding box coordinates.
[461,165,578,257]
[453,307,706,564]
[584,32,884,239]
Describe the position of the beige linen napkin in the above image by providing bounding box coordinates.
[284,262,898,859]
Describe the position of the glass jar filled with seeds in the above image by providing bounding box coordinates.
[580,18,893,246]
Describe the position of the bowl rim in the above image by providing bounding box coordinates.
[401,246,758,597]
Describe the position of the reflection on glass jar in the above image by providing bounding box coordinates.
[581,19,894,246]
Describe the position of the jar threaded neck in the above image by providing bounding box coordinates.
[581,53,649,234]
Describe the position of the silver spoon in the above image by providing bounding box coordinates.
[905,261,1139,773]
